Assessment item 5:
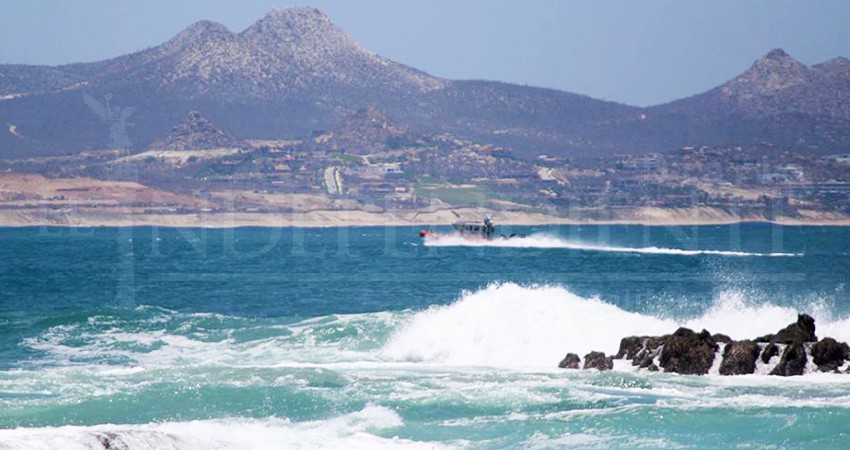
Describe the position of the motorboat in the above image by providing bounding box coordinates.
[418,217,524,241]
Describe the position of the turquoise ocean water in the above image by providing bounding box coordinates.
[0,224,849,448]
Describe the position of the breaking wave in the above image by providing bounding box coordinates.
[21,284,845,372]
[382,282,847,368]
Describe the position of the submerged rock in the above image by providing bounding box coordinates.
[97,433,128,450]
[659,328,718,375]
[811,337,850,372]
[719,340,760,375]
[770,342,808,376]
[583,351,614,371]
[558,353,581,369]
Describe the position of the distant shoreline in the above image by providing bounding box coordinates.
[2,208,849,228]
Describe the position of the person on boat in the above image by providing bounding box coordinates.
[483,216,494,240]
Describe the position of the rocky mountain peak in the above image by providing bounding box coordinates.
[151,110,243,150]
[726,48,813,95]
[749,48,807,72]
[240,6,346,48]
[828,56,850,65]
[165,20,234,51]
[659,47,850,129]
[764,47,791,61]
[222,7,444,94]
[263,7,330,26]
[815,56,850,74]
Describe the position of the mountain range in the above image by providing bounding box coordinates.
[1,7,849,159]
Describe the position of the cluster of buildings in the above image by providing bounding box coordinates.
[535,146,850,216]
[3,119,848,219]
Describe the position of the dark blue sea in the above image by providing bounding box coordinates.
[1,224,849,448]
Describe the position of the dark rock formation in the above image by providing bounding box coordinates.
[633,337,665,369]
[761,343,780,363]
[559,312,849,377]
[583,351,614,371]
[712,334,732,344]
[756,314,817,344]
[558,353,581,369]
[769,343,808,376]
[811,337,850,372]
[616,336,645,360]
[719,340,760,375]
[777,314,818,343]
[659,328,718,375]
[615,336,663,368]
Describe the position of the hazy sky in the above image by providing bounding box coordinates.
[1,0,849,106]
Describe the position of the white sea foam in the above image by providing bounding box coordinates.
[382,283,850,368]
[522,431,675,450]
[423,233,799,257]
[21,311,397,370]
[0,405,445,450]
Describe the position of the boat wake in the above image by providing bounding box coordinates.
[423,233,799,257]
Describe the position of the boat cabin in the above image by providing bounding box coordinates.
[451,217,495,240]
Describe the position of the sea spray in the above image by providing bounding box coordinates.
[382,283,674,367]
